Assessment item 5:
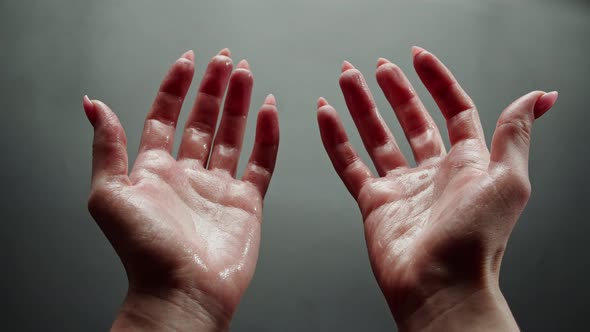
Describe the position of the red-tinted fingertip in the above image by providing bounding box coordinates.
[341,60,355,72]
[317,97,328,108]
[181,50,194,62]
[264,93,276,106]
[377,57,391,68]
[218,48,231,57]
[237,59,250,70]
[83,95,97,126]
[411,46,427,58]
[534,91,558,118]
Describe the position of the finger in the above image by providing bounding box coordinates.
[376,58,446,164]
[339,61,408,175]
[178,48,233,163]
[138,50,195,153]
[317,97,374,199]
[490,91,558,178]
[242,94,280,197]
[207,59,254,176]
[412,46,485,146]
[83,96,130,186]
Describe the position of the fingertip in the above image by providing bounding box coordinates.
[83,95,97,126]
[256,105,280,144]
[342,60,355,72]
[411,45,427,58]
[339,65,363,87]
[211,52,233,67]
[264,93,276,106]
[377,57,391,68]
[316,102,339,128]
[316,104,333,129]
[317,97,328,108]
[181,50,194,62]
[534,90,559,119]
[83,95,92,109]
[228,59,254,85]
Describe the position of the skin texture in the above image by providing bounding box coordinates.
[84,49,279,331]
[317,46,557,332]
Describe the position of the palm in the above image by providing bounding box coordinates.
[317,47,556,314]
[85,49,279,314]
[360,142,497,294]
[111,151,261,298]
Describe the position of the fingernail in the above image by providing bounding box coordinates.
[411,46,427,57]
[317,97,328,108]
[218,48,231,57]
[180,50,194,62]
[341,60,355,72]
[237,59,250,70]
[377,57,391,68]
[83,95,97,126]
[533,91,558,119]
[264,94,276,106]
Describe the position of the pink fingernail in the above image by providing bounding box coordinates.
[341,60,355,72]
[83,95,97,126]
[180,50,194,62]
[237,59,250,70]
[377,57,391,68]
[218,48,231,57]
[411,45,427,58]
[317,97,328,108]
[264,93,276,106]
[533,91,558,118]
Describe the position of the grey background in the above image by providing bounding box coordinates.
[1,0,589,331]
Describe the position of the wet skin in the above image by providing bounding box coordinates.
[84,49,279,331]
[84,46,557,332]
[317,47,557,331]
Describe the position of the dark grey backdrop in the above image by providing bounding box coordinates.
[1,0,589,331]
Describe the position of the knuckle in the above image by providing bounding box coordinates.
[501,122,531,147]
[156,90,183,106]
[87,186,110,216]
[499,172,532,206]
[96,122,127,146]
[496,114,532,144]
[514,177,532,204]
[92,134,126,156]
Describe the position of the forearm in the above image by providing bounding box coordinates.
[111,288,231,332]
[392,284,519,332]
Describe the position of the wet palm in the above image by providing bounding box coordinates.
[317,47,557,323]
[84,49,279,322]
[89,150,263,309]
[359,140,512,311]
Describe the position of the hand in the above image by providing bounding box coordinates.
[317,46,557,331]
[84,49,279,331]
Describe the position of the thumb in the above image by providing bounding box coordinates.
[489,90,558,178]
[83,95,129,187]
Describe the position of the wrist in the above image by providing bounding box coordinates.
[111,286,231,332]
[391,282,519,332]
